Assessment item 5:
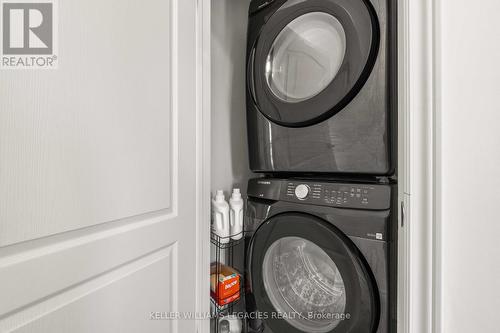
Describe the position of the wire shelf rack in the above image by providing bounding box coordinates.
[210,230,246,332]
[210,231,245,249]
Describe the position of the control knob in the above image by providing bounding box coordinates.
[295,184,310,200]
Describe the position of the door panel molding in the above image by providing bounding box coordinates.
[0,211,180,317]
[0,0,177,247]
[0,244,177,332]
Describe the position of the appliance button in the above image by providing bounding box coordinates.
[294,184,310,200]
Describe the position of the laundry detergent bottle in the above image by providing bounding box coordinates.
[229,189,244,240]
[212,190,230,243]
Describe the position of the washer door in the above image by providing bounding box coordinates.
[249,0,379,127]
[249,212,379,332]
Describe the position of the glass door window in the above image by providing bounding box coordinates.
[265,12,346,103]
[249,213,378,332]
[250,0,378,126]
[262,236,346,332]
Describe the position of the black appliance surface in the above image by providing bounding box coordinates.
[246,0,397,175]
[244,177,397,333]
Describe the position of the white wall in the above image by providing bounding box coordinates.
[438,1,500,331]
[211,0,253,197]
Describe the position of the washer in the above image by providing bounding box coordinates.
[246,0,397,175]
[244,177,397,332]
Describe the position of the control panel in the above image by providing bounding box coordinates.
[247,178,392,210]
[282,180,391,210]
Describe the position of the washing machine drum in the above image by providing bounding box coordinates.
[249,213,379,332]
[249,0,379,127]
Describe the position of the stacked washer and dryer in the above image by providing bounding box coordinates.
[243,0,398,332]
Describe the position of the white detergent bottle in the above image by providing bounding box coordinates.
[229,189,244,240]
[212,190,230,243]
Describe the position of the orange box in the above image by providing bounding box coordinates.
[212,290,240,307]
[210,263,240,305]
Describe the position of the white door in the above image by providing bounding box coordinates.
[0,0,206,332]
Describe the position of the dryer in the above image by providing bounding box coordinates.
[246,0,397,175]
[244,177,397,332]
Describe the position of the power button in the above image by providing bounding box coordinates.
[295,184,310,200]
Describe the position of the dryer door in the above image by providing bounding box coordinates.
[249,0,379,127]
[249,212,379,333]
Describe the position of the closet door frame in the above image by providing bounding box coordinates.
[398,0,441,332]
[198,0,441,332]
[197,0,212,332]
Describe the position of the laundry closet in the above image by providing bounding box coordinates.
[0,0,497,331]
[209,0,402,332]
